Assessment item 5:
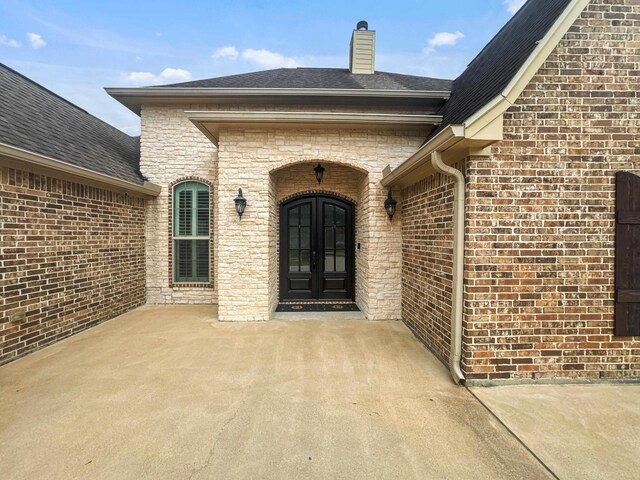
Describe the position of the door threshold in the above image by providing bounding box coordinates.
[276,302,360,312]
[271,310,365,321]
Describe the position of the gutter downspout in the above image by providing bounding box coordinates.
[431,150,466,384]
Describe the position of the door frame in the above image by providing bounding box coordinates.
[278,193,356,301]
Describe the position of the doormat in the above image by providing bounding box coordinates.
[276,302,360,312]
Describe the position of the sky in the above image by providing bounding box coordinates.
[0,0,526,136]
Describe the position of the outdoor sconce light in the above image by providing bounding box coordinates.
[314,163,325,184]
[384,191,397,221]
[234,188,246,219]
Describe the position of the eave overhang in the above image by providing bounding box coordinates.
[0,142,161,197]
[381,115,503,189]
[105,87,451,115]
[382,0,590,190]
[187,111,443,147]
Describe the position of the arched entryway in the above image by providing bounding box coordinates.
[280,194,355,301]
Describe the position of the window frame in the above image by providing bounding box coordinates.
[172,180,211,284]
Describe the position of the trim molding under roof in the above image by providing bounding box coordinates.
[106,87,451,115]
[0,142,161,197]
[187,111,443,146]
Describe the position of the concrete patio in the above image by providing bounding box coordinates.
[0,305,551,479]
[472,383,640,480]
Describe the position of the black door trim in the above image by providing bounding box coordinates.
[279,194,355,301]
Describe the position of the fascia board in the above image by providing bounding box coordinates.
[0,142,161,197]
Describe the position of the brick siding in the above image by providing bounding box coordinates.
[401,171,456,363]
[463,0,640,382]
[0,165,146,365]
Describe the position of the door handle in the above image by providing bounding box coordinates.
[311,251,317,271]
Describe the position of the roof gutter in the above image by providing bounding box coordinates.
[0,142,161,197]
[106,87,451,114]
[380,125,466,188]
[106,86,451,99]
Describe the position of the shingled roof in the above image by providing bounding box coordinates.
[160,68,452,92]
[434,0,572,134]
[0,63,144,185]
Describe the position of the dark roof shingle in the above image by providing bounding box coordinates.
[435,0,571,134]
[160,68,452,92]
[0,63,143,185]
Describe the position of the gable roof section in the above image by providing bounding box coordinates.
[434,0,572,135]
[160,68,452,91]
[0,63,144,185]
[382,0,590,188]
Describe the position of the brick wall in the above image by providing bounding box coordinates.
[463,0,640,383]
[401,170,457,363]
[0,165,146,365]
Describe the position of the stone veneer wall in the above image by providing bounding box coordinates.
[400,170,457,363]
[140,105,218,304]
[0,165,146,365]
[463,0,640,383]
[217,127,421,321]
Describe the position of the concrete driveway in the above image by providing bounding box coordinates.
[0,306,550,479]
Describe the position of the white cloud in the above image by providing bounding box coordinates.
[503,0,526,14]
[126,71,158,83]
[26,32,46,49]
[125,67,192,84]
[159,67,191,81]
[212,45,239,60]
[241,48,300,68]
[426,31,465,53]
[0,34,21,48]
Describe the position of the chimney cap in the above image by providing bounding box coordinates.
[356,20,368,31]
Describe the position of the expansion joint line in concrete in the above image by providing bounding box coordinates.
[465,387,560,480]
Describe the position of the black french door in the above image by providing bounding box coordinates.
[280,195,355,300]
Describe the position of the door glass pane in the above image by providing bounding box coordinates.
[289,206,299,226]
[300,250,310,272]
[336,250,346,272]
[289,227,299,249]
[336,207,346,226]
[336,227,345,248]
[300,227,310,249]
[289,249,299,272]
[300,204,311,226]
[324,204,335,225]
[325,251,334,272]
[324,227,335,249]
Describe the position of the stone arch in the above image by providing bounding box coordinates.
[269,157,369,176]
[278,189,358,206]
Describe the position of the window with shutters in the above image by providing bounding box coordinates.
[173,181,210,283]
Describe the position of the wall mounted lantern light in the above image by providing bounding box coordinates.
[314,163,325,184]
[234,188,247,219]
[384,191,397,221]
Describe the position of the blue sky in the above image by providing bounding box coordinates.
[1,0,526,135]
